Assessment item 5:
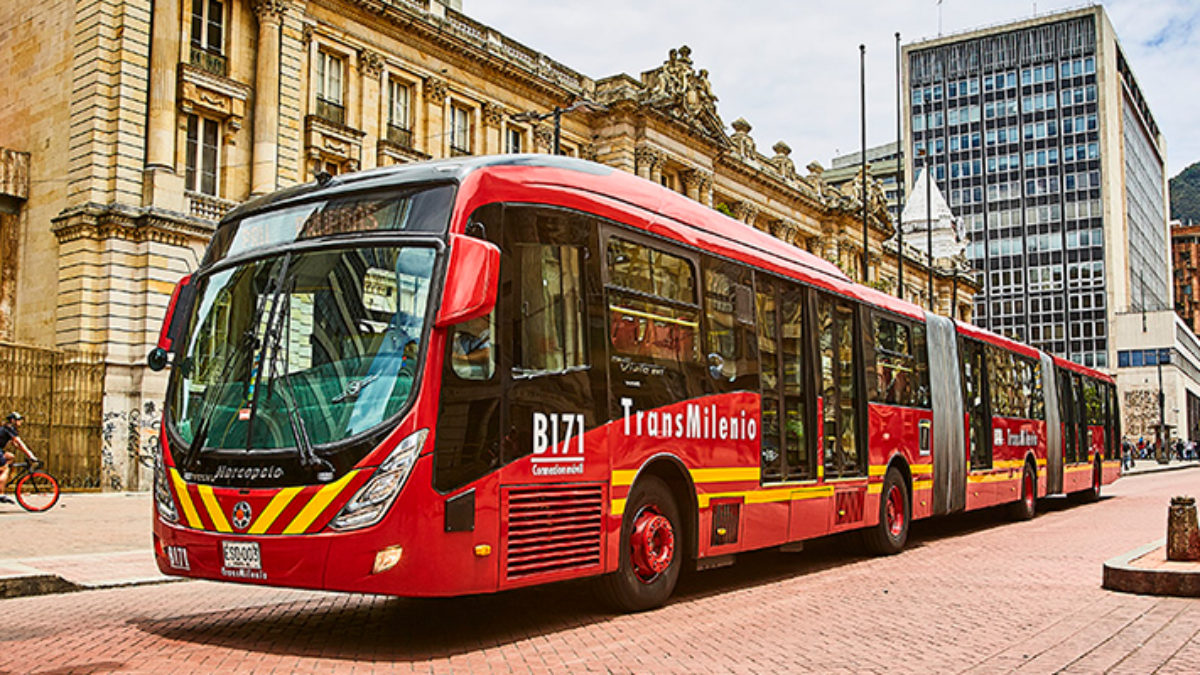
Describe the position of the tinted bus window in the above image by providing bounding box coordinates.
[607,238,699,363]
[869,315,930,408]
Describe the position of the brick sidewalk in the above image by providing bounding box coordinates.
[0,469,1197,673]
[0,492,173,596]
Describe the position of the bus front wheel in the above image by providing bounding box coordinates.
[598,475,682,612]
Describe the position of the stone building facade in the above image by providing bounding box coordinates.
[0,0,974,490]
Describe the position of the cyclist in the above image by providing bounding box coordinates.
[0,412,37,504]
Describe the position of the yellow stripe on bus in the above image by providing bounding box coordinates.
[689,467,759,484]
[169,468,202,529]
[247,486,304,535]
[611,498,627,516]
[914,479,933,491]
[612,470,638,487]
[912,465,933,475]
[869,466,887,477]
[197,484,231,532]
[967,473,1018,484]
[282,471,358,534]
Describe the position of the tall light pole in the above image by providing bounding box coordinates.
[512,99,607,155]
[895,32,904,300]
[860,44,869,284]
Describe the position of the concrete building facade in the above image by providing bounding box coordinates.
[902,6,1171,373]
[1,0,974,489]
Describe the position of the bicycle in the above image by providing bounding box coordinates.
[4,459,60,512]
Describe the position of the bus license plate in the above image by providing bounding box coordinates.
[222,541,261,570]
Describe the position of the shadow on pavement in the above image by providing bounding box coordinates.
[131,494,1112,661]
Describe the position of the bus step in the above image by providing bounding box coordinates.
[695,554,735,572]
[778,542,805,553]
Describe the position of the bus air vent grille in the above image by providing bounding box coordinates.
[504,484,603,579]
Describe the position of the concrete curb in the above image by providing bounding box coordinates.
[1103,539,1200,597]
[1122,462,1200,477]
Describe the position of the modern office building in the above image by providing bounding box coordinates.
[903,5,1171,370]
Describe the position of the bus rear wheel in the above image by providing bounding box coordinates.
[863,467,909,555]
[1078,458,1102,503]
[1008,463,1036,521]
[598,476,682,612]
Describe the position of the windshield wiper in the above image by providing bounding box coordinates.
[180,264,281,472]
[259,278,335,483]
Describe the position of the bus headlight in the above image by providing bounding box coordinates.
[154,452,178,523]
[330,429,428,531]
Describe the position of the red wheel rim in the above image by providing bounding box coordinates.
[630,506,674,583]
[1024,471,1034,510]
[886,485,905,538]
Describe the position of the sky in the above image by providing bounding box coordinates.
[467,0,1200,177]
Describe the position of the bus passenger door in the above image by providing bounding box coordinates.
[494,206,608,587]
[962,339,992,473]
[817,294,866,481]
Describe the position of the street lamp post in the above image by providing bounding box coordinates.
[1158,347,1169,464]
[512,99,607,156]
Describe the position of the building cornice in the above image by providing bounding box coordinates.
[51,204,217,247]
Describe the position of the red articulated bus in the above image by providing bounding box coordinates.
[150,155,1120,611]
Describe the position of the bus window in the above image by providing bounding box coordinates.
[512,243,586,376]
[757,277,811,482]
[819,295,862,478]
[702,259,756,390]
[1083,377,1102,455]
[869,315,930,408]
[961,339,991,470]
[451,312,494,380]
[606,238,699,363]
[1030,360,1045,420]
[780,283,810,479]
[757,281,782,481]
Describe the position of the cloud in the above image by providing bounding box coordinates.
[466,0,1200,175]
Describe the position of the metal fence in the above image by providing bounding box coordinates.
[0,342,105,489]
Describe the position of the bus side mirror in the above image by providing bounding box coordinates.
[435,234,500,328]
[148,275,196,371]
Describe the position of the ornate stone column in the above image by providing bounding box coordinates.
[251,0,286,195]
[634,146,661,181]
[146,0,180,171]
[422,76,448,157]
[732,202,759,229]
[681,170,702,202]
[481,102,505,155]
[359,49,385,170]
[143,0,185,211]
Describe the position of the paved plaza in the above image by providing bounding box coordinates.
[0,467,1198,673]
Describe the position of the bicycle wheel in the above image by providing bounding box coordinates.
[16,471,59,512]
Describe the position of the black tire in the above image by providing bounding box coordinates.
[863,467,909,555]
[16,471,60,512]
[1008,462,1036,521]
[597,476,682,612]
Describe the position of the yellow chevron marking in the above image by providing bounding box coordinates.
[247,486,304,535]
[169,468,202,529]
[197,484,231,533]
[611,498,627,516]
[282,470,358,534]
[690,467,760,484]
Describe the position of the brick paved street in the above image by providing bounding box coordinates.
[4,471,1199,674]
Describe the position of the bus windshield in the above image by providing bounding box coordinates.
[169,244,437,456]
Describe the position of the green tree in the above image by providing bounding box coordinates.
[1170,161,1200,224]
